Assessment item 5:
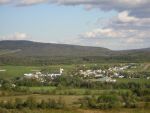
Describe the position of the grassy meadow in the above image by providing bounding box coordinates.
[0,63,149,79]
[0,108,149,113]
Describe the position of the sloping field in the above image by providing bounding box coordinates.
[0,49,21,56]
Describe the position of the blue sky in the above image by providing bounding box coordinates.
[0,0,150,50]
[0,4,116,42]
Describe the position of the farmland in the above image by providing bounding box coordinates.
[0,63,150,78]
[0,63,150,113]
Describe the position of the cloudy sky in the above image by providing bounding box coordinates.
[0,0,150,50]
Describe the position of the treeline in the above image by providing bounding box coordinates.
[0,55,150,66]
[1,76,150,91]
[0,56,80,66]
[14,75,150,90]
[3,76,149,97]
[52,76,150,92]
[1,76,150,96]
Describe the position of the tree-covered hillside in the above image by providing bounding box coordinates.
[0,40,150,65]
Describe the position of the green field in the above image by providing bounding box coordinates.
[0,49,21,56]
[117,78,150,84]
[0,65,73,78]
[0,63,150,79]
[0,64,115,78]
[0,66,39,78]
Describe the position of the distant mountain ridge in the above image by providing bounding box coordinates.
[0,40,150,65]
[0,40,149,57]
[0,40,112,57]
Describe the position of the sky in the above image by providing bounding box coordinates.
[0,0,150,50]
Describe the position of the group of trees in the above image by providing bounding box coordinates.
[52,75,150,90]
[15,78,45,87]
[119,71,150,78]
[12,75,150,91]
[79,92,139,109]
[0,79,16,91]
[0,96,65,110]
[1,76,150,96]
[79,95,119,109]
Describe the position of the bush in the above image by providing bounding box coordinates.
[79,94,119,109]
[121,92,138,108]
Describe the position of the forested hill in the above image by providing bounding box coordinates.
[0,40,113,57]
[0,40,150,65]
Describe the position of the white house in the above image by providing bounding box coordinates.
[24,68,64,80]
[0,69,6,72]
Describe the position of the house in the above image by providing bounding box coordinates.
[113,73,119,77]
[0,69,6,72]
[48,68,64,78]
[93,76,116,83]
[95,74,104,78]
[119,75,124,78]
[105,77,116,83]
[79,69,106,78]
[12,84,16,88]
[24,68,64,80]
[24,73,33,78]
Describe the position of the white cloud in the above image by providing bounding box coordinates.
[17,0,48,6]
[0,0,10,4]
[0,32,30,40]
[73,29,149,50]
[76,10,150,49]
[0,0,149,21]
[81,28,149,42]
[0,0,149,18]
[51,0,150,18]
[117,0,146,5]
[126,37,144,43]
[81,28,120,38]
[118,11,139,23]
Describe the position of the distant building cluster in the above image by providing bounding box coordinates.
[23,68,64,82]
[77,65,132,83]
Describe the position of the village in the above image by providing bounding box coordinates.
[21,63,144,84]
[0,63,149,89]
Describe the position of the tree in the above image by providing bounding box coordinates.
[24,96,37,109]
[15,98,24,109]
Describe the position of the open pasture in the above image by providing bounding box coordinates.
[117,78,150,84]
[0,66,40,79]
[0,63,119,79]
[0,65,74,79]
[0,94,82,108]
[0,63,149,79]
[24,86,130,95]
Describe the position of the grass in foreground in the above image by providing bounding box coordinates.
[0,108,149,113]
